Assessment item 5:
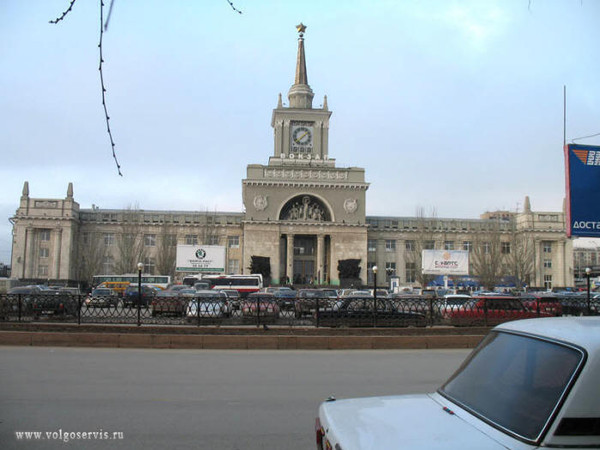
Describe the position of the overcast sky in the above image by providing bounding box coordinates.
[1,0,599,265]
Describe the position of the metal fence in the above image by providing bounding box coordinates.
[0,293,598,328]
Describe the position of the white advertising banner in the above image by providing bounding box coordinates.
[421,250,469,275]
[176,245,226,273]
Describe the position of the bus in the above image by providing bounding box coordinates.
[182,274,263,297]
[91,274,171,295]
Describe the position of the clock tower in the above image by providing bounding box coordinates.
[269,23,334,167]
[242,24,369,286]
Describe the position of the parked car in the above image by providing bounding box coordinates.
[295,289,330,318]
[186,290,230,321]
[31,287,79,317]
[556,292,600,316]
[317,297,426,328]
[520,293,563,316]
[87,287,119,308]
[438,294,472,320]
[122,285,155,307]
[316,317,600,450]
[151,289,189,317]
[219,289,241,311]
[241,293,280,319]
[3,285,45,316]
[266,287,297,313]
[447,296,551,327]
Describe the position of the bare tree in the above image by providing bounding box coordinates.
[507,227,535,290]
[405,207,438,288]
[76,228,106,288]
[470,220,506,290]
[115,206,146,274]
[156,225,177,278]
[199,209,220,245]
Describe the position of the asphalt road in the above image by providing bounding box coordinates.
[0,347,470,449]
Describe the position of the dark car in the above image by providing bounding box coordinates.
[2,285,45,317]
[317,297,427,328]
[295,289,331,318]
[31,288,79,318]
[87,288,119,308]
[123,285,155,307]
[264,287,297,313]
[151,289,189,316]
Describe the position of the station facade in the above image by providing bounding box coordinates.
[9,26,574,290]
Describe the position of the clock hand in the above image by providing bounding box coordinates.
[294,131,309,144]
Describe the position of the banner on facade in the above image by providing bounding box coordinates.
[421,250,469,275]
[176,245,225,272]
[565,144,600,237]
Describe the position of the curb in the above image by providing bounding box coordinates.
[0,331,484,350]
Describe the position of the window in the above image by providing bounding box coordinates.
[104,233,115,246]
[405,240,415,251]
[385,240,396,252]
[38,265,48,276]
[424,240,435,250]
[164,234,177,246]
[39,248,49,258]
[102,255,114,274]
[39,229,51,241]
[543,241,552,253]
[544,275,553,290]
[185,235,198,245]
[544,259,552,269]
[144,234,156,247]
[463,241,472,252]
[444,241,454,250]
[368,239,377,252]
[501,242,511,255]
[228,236,240,248]
[385,262,396,280]
[143,257,156,274]
[441,331,583,442]
[483,242,491,255]
[209,236,220,245]
[405,262,416,283]
[228,259,240,274]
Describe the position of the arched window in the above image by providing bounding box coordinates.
[279,195,331,222]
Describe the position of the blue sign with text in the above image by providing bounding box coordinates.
[565,144,600,237]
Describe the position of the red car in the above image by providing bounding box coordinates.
[520,294,563,316]
[447,296,551,327]
[241,293,280,318]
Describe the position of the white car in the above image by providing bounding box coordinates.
[316,317,600,449]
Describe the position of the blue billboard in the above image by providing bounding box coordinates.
[565,144,600,237]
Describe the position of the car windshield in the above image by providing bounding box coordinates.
[439,331,584,442]
[92,289,111,295]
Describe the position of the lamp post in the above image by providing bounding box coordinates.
[372,265,378,325]
[586,267,591,316]
[137,262,144,327]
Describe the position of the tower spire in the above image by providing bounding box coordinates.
[288,23,314,109]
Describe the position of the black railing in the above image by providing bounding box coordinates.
[0,294,598,328]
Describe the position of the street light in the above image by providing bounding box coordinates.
[372,265,378,325]
[586,267,591,316]
[372,265,378,299]
[137,262,144,327]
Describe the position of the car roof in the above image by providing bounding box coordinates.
[495,317,600,350]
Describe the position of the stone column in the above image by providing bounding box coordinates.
[316,234,324,284]
[53,228,63,280]
[286,234,294,284]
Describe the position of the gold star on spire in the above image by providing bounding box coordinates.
[296,23,306,34]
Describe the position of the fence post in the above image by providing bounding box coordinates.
[483,298,488,327]
[256,295,260,328]
[197,297,201,327]
[316,297,320,328]
[77,295,82,325]
[428,298,434,327]
[373,296,378,328]
[18,294,22,322]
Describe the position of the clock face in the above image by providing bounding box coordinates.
[291,124,314,154]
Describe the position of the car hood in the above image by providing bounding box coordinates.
[319,393,509,450]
